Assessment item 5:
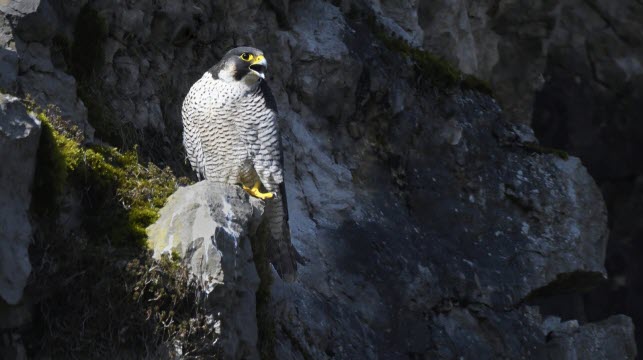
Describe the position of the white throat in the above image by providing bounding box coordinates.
[216,68,261,91]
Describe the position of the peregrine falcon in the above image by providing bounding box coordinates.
[182,46,298,281]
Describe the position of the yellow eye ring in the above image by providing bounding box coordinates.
[240,53,254,61]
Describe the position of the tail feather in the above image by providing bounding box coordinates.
[262,183,300,281]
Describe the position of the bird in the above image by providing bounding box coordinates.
[181,46,299,281]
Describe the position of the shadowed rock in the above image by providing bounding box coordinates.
[540,315,637,359]
[0,94,40,306]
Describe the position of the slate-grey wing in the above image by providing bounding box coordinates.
[254,81,300,280]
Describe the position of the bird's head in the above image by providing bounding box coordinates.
[210,46,268,85]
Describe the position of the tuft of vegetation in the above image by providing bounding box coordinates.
[366,15,493,95]
[26,243,220,358]
[462,74,494,96]
[521,142,569,160]
[25,102,210,358]
[30,104,185,246]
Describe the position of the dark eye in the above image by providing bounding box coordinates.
[240,53,254,61]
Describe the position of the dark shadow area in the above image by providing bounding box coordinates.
[532,44,643,355]
[22,107,216,358]
[63,3,193,179]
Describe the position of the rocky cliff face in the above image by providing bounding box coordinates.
[0,0,638,358]
[391,0,643,352]
[0,95,40,306]
[530,0,643,352]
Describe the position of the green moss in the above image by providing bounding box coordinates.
[521,142,569,160]
[366,15,493,94]
[462,74,494,96]
[170,250,182,263]
[26,105,210,357]
[30,107,182,247]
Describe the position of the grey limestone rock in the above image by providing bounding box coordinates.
[147,181,262,360]
[529,0,643,351]
[0,94,40,305]
[533,0,643,179]
[368,0,424,47]
[414,0,557,124]
[0,0,41,17]
[0,48,18,92]
[0,0,93,141]
[12,0,57,42]
[264,1,628,358]
[541,315,637,359]
[272,85,613,358]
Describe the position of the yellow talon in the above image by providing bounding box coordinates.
[243,181,274,200]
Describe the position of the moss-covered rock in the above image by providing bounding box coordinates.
[366,15,493,95]
[25,102,209,357]
[30,105,184,246]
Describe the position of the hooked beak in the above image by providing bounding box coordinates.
[249,55,267,79]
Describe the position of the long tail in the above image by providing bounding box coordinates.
[262,182,299,281]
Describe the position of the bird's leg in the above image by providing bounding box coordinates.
[243,181,274,200]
